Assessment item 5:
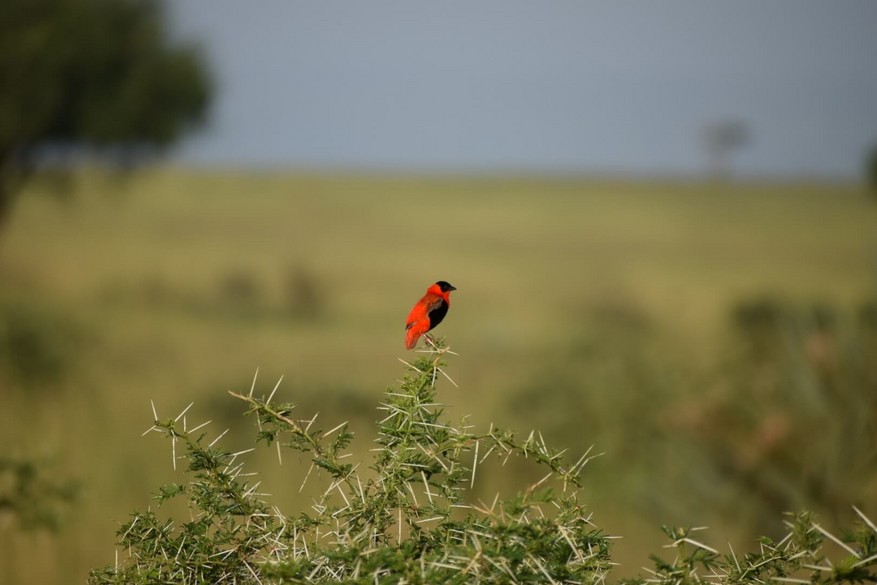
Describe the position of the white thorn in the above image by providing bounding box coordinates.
[249,367,259,398]
[267,375,283,404]
[175,402,194,423]
[813,523,860,558]
[189,420,212,435]
[853,506,877,535]
[471,440,480,489]
[208,429,229,448]
[437,367,458,388]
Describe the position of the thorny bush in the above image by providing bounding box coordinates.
[89,340,877,584]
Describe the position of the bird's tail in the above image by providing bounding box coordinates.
[405,328,420,350]
[405,321,429,350]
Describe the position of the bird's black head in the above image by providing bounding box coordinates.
[435,281,457,292]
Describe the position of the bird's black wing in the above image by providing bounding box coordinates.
[427,299,449,331]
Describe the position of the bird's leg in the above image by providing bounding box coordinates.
[424,334,437,347]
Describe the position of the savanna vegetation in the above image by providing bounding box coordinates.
[0,169,875,583]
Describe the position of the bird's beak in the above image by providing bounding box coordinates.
[449,285,457,291]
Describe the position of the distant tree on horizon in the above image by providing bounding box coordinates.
[0,0,211,229]
[703,120,750,180]
[867,143,877,197]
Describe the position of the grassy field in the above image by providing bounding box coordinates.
[1,168,875,583]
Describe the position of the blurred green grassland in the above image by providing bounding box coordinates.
[1,168,876,583]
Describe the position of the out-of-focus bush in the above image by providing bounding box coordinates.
[0,456,77,583]
[672,297,877,526]
[0,299,86,389]
[217,269,263,311]
[509,296,877,533]
[98,266,328,322]
[284,263,324,319]
[0,457,77,532]
[510,299,673,471]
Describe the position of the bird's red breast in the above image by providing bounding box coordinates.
[404,282,455,349]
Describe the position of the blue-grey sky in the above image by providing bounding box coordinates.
[170,1,877,178]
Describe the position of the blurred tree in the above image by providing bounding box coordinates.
[703,120,749,179]
[867,143,877,197]
[0,0,210,227]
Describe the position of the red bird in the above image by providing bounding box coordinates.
[405,281,457,349]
